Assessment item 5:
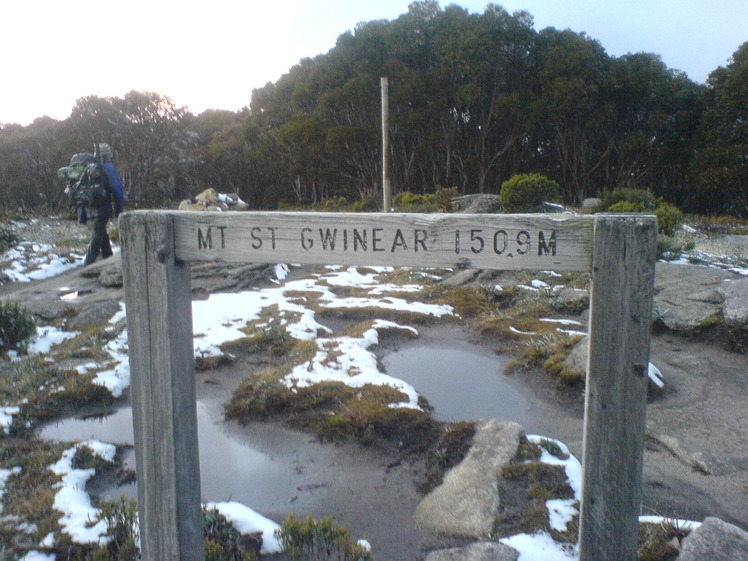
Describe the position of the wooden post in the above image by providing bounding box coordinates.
[121,212,205,561]
[578,214,657,561]
[381,77,392,212]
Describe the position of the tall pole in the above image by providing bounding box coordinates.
[381,77,392,212]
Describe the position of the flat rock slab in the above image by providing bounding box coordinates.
[425,541,519,561]
[415,419,524,538]
[718,277,748,328]
[654,262,730,331]
[677,517,748,561]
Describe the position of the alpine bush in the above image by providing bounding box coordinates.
[0,224,20,254]
[599,188,684,236]
[276,513,374,561]
[499,173,562,213]
[0,301,36,355]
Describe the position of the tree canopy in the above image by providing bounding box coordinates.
[0,2,745,216]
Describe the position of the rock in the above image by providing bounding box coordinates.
[646,432,711,475]
[582,198,601,209]
[70,301,122,330]
[99,263,123,288]
[415,419,524,538]
[563,336,588,377]
[425,542,519,561]
[440,269,481,287]
[717,278,748,328]
[564,336,664,394]
[677,517,748,561]
[179,188,249,212]
[450,194,502,214]
[654,263,730,331]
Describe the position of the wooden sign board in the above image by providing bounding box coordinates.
[171,211,594,272]
[120,210,657,561]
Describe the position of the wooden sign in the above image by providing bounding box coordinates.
[120,210,657,561]
[171,211,594,271]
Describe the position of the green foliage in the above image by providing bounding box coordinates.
[599,188,684,235]
[276,513,374,561]
[203,507,258,561]
[0,301,36,355]
[499,174,562,212]
[600,188,658,211]
[393,187,457,213]
[84,499,140,561]
[0,224,20,253]
[654,203,685,236]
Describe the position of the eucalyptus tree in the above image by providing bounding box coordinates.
[607,53,704,202]
[689,42,748,216]
[530,28,616,204]
[69,90,190,205]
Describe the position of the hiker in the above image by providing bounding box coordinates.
[59,142,126,266]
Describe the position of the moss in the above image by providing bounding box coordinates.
[501,461,574,501]
[507,332,585,386]
[418,421,477,493]
[637,520,690,561]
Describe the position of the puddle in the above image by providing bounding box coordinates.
[381,340,539,429]
[40,402,312,509]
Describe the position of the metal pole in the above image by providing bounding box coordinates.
[381,77,392,212]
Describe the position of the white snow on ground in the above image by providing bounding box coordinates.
[49,440,116,544]
[284,319,422,409]
[206,501,282,554]
[2,242,84,283]
[0,406,21,434]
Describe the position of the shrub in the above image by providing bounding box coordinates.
[276,513,374,561]
[0,301,36,355]
[393,187,457,213]
[599,188,658,211]
[600,188,684,236]
[654,203,685,236]
[0,224,20,254]
[203,507,257,561]
[85,498,140,561]
[499,173,562,213]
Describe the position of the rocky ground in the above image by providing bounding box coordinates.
[1,214,747,560]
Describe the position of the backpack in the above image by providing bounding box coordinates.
[63,161,110,209]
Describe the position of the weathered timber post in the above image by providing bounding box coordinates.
[381,77,392,212]
[579,214,657,561]
[121,212,205,561]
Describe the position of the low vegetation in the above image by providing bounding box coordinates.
[276,513,374,561]
[0,301,37,355]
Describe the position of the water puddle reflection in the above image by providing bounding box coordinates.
[382,341,537,428]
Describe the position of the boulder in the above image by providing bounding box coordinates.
[69,301,122,330]
[653,262,729,331]
[717,278,748,328]
[450,194,503,214]
[415,419,524,538]
[677,517,748,561]
[425,542,519,561]
[179,188,249,212]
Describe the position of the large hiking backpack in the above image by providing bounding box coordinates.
[60,154,110,209]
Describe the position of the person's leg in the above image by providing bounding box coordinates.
[83,215,108,265]
[101,227,113,259]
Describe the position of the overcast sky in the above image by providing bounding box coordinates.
[1,0,745,126]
